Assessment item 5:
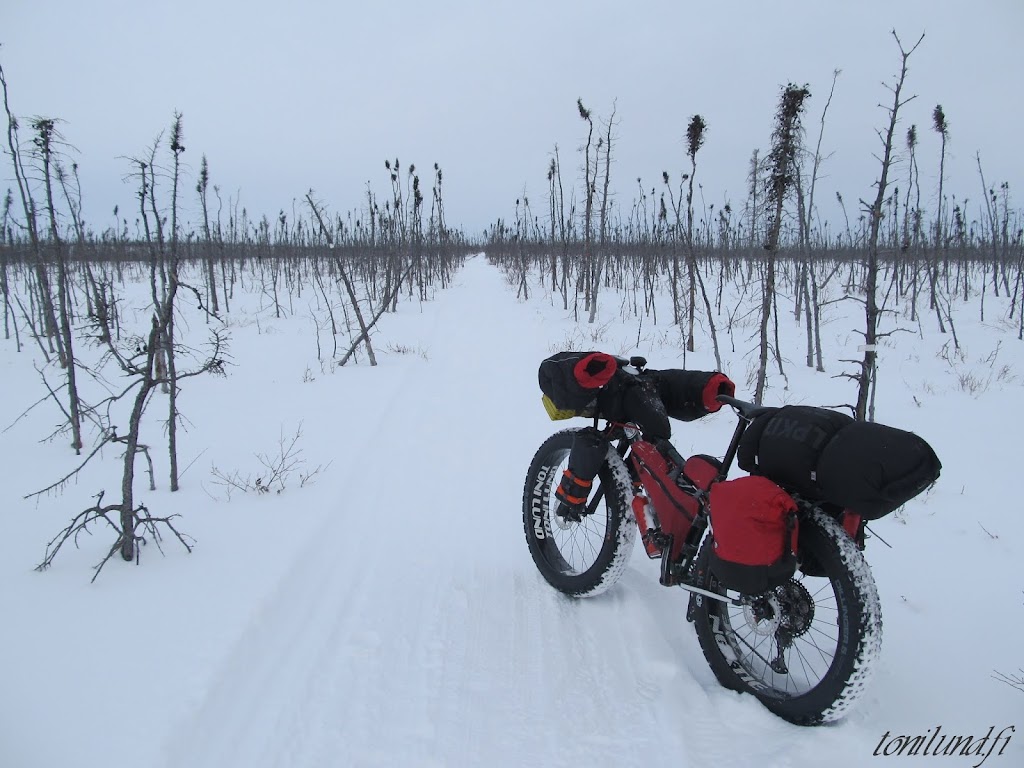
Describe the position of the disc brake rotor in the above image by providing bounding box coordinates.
[736,580,818,676]
[741,594,783,636]
[553,511,574,531]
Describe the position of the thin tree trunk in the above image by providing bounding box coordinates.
[856,32,924,421]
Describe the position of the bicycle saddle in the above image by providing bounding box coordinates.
[717,395,777,420]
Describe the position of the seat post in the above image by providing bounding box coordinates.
[719,415,750,480]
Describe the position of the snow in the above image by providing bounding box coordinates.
[1,254,1021,767]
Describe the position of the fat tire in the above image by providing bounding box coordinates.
[691,509,882,725]
[522,429,635,597]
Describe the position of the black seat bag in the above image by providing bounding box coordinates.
[738,405,940,519]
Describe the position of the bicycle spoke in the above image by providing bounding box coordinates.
[807,622,839,646]
[715,573,846,698]
[543,457,611,576]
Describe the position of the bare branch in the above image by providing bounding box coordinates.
[24,435,117,500]
[992,669,1024,694]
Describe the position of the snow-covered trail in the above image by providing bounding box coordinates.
[158,257,773,768]
[7,255,1015,768]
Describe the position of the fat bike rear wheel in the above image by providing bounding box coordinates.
[522,429,635,597]
[690,509,882,725]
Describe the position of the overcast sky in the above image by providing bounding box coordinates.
[2,0,1022,238]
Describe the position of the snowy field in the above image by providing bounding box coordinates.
[1,254,1021,768]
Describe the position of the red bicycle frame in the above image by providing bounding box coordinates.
[599,395,865,589]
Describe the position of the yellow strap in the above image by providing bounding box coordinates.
[542,394,579,421]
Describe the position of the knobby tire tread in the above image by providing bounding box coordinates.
[691,509,882,725]
[522,429,635,598]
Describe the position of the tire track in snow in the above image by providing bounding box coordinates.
[160,258,549,767]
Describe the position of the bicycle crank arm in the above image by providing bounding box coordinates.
[674,582,742,605]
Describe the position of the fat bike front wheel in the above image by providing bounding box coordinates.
[690,509,882,725]
[522,429,635,597]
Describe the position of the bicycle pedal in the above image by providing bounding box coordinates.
[641,528,666,559]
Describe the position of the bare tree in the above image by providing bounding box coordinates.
[800,69,840,372]
[577,99,596,319]
[589,102,616,324]
[196,154,220,315]
[166,113,185,490]
[928,103,950,332]
[2,63,63,362]
[903,124,923,321]
[850,31,924,422]
[684,114,704,351]
[747,149,761,250]
[932,104,949,249]
[307,193,377,366]
[1,189,15,348]
[683,114,723,369]
[755,83,810,404]
[1,62,84,451]
[32,114,227,574]
[31,117,84,452]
